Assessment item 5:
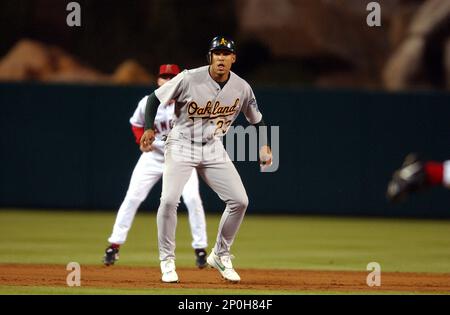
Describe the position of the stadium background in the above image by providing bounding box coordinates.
[1,83,449,217]
[0,0,449,295]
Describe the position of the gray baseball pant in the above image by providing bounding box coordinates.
[157,131,248,261]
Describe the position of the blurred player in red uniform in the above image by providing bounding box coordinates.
[102,64,208,267]
[387,154,450,202]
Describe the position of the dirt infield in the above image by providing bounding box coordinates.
[1,264,449,293]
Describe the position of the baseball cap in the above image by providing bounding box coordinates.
[158,64,180,77]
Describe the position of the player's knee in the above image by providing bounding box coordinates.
[125,188,149,202]
[183,195,202,208]
[232,194,249,211]
[126,193,147,203]
[159,196,180,210]
[241,195,249,209]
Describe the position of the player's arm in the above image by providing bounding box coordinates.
[131,125,144,145]
[252,118,272,168]
[141,71,184,152]
[129,96,148,145]
[243,85,272,168]
[140,93,160,152]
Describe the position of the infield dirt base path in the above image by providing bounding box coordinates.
[1,264,449,293]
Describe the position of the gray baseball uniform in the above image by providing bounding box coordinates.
[152,65,263,261]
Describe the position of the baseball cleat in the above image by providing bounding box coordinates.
[207,251,241,283]
[195,248,208,269]
[386,153,428,203]
[160,259,179,283]
[102,246,119,266]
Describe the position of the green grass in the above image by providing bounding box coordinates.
[0,285,293,295]
[0,285,432,295]
[1,210,450,272]
[1,209,450,294]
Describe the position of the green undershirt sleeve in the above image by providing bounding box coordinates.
[144,92,161,130]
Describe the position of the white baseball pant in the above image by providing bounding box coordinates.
[108,143,207,249]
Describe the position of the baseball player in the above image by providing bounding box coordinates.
[140,36,273,283]
[103,64,208,268]
[387,153,450,202]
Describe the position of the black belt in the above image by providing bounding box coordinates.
[176,132,209,145]
[191,140,208,146]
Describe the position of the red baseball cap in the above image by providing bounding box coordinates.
[159,64,180,77]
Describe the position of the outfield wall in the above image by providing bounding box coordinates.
[1,82,449,217]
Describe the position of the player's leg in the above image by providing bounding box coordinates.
[197,162,248,256]
[197,142,248,282]
[157,163,194,282]
[104,152,163,265]
[157,160,195,261]
[108,152,163,244]
[157,137,199,282]
[181,169,208,268]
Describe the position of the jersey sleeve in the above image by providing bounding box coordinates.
[129,96,149,127]
[154,71,185,105]
[131,125,144,144]
[241,84,262,124]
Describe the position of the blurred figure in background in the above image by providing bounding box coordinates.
[387,153,450,203]
[103,64,208,268]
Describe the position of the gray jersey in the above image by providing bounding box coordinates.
[154,65,262,142]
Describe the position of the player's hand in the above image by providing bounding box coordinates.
[259,145,272,170]
[140,129,155,152]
